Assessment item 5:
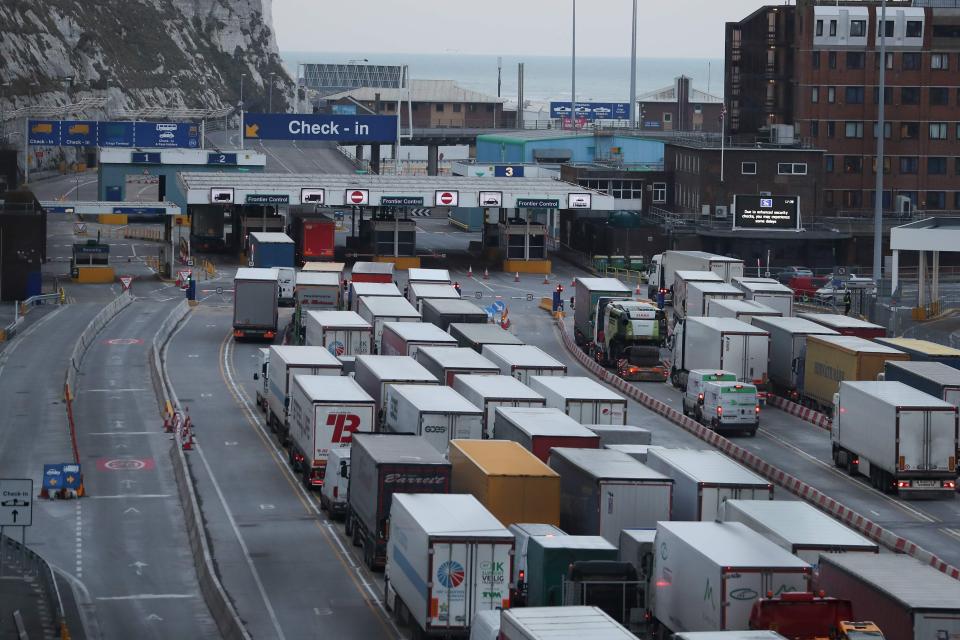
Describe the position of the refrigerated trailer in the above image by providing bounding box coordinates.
[499,607,635,640]
[304,310,373,359]
[670,317,770,391]
[750,316,838,399]
[349,281,402,312]
[357,295,421,350]
[481,344,567,385]
[264,346,342,443]
[383,384,483,454]
[706,299,781,324]
[449,323,523,353]
[647,251,745,300]
[528,375,628,425]
[732,280,795,317]
[493,407,601,462]
[680,281,744,321]
[420,298,487,331]
[452,375,546,438]
[379,321,458,358]
[353,355,439,419]
[232,267,279,340]
[408,282,460,311]
[415,346,500,386]
[294,271,340,313]
[883,360,960,405]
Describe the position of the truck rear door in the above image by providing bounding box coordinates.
[430,542,472,631]
[469,542,511,628]
[600,481,670,542]
[314,403,374,466]
[900,409,957,475]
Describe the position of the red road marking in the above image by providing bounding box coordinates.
[97,457,156,471]
[104,338,144,346]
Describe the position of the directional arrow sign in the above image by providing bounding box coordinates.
[0,479,34,526]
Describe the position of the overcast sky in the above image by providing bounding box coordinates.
[272,0,763,58]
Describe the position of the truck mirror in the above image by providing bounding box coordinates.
[340,462,348,479]
[253,372,259,380]
[284,398,290,409]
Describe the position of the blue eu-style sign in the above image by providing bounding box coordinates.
[760,198,773,207]
[207,152,238,165]
[99,121,134,147]
[62,464,82,490]
[243,113,398,142]
[550,101,631,121]
[134,122,200,148]
[493,165,524,178]
[62,121,98,146]
[492,300,506,313]
[28,120,61,145]
[112,206,166,215]
[43,464,64,490]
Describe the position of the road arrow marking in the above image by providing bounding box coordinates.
[145,613,163,622]
[124,507,140,514]
[130,561,148,575]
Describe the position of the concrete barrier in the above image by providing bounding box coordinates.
[65,291,133,395]
[767,394,832,431]
[554,317,960,581]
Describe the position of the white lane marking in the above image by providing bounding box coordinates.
[88,494,172,499]
[96,594,196,601]
[84,388,147,393]
[75,502,83,579]
[194,442,288,640]
[87,432,161,436]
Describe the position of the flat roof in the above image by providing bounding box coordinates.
[822,553,960,610]
[293,374,373,403]
[735,280,793,294]
[453,374,544,400]
[450,323,524,345]
[675,270,723,281]
[417,347,499,370]
[355,355,437,382]
[885,360,960,385]
[687,317,769,334]
[353,433,449,464]
[388,384,481,414]
[393,493,512,538]
[481,344,566,369]
[235,267,279,281]
[495,407,597,438]
[305,310,370,328]
[708,299,779,315]
[352,262,394,275]
[533,535,617,551]
[409,283,459,298]
[452,439,559,477]
[358,296,420,317]
[688,282,743,295]
[529,375,625,402]
[575,277,632,293]
[721,500,878,551]
[808,334,903,354]
[407,268,451,282]
[659,521,810,569]
[843,381,956,408]
[351,282,401,296]
[249,231,293,244]
[750,316,839,335]
[647,448,771,485]
[551,448,671,482]
[383,321,457,343]
[795,313,884,331]
[421,298,486,315]
[269,345,342,368]
[875,337,960,357]
[296,272,340,286]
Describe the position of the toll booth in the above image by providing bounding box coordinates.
[491,202,553,274]
[71,240,113,283]
[361,207,418,266]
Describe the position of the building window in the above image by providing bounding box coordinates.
[741,161,757,175]
[828,51,837,69]
[900,157,919,174]
[846,52,865,70]
[827,121,836,138]
[929,157,947,174]
[872,87,892,104]
[844,156,863,174]
[810,121,819,137]
[927,191,946,209]
[663,112,672,123]
[934,24,960,37]
[825,191,835,208]
[930,87,949,106]
[900,122,919,139]
[880,20,894,38]
[811,51,820,69]
[872,157,892,174]
[902,52,921,70]
[843,191,862,208]
[435,103,444,112]
[811,87,819,103]
[411,103,419,111]
[930,122,949,140]
[875,51,893,69]
[844,121,864,138]
[844,87,864,104]
[825,155,835,173]
[453,103,462,113]
[827,87,836,103]
[778,163,807,175]
[829,19,837,36]
[872,122,892,139]
[816,19,824,36]
[901,87,920,105]
[932,53,950,70]
[906,20,923,38]
[486,104,494,112]
[850,19,866,37]
[653,183,666,203]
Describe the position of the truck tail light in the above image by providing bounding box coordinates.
[234,330,244,338]
[897,480,910,489]
[333,486,339,498]
[597,330,605,343]
[698,393,704,403]
[716,406,723,417]
[265,331,276,339]
[755,405,761,414]
[944,480,956,489]
[899,455,906,471]
[502,598,511,610]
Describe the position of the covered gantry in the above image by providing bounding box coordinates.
[890,217,960,307]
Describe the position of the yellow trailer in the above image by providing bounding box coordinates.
[802,335,909,411]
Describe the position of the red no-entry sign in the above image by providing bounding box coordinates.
[434,190,459,207]
[348,189,369,205]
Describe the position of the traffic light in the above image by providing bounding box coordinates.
[556,284,564,294]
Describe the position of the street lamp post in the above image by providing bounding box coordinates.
[268,72,275,112]
[239,72,246,150]
[873,0,887,287]
[571,0,577,131]
[629,0,638,128]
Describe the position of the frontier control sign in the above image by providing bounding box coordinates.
[733,195,801,230]
[243,113,398,142]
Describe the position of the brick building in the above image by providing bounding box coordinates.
[637,76,724,133]
[324,79,508,128]
[726,0,960,215]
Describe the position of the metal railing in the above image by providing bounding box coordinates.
[1,533,69,637]
[1,292,63,342]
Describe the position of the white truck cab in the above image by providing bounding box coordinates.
[277,267,296,306]
[700,380,760,436]
[319,446,350,518]
[682,369,737,421]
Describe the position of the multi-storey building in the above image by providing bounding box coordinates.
[727,0,960,215]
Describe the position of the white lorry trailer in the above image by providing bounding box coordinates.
[379,321,458,358]
[384,384,483,454]
[732,279,795,317]
[671,271,724,323]
[357,295,421,351]
[648,251,745,301]
[415,347,501,386]
[679,281,745,321]
[353,355,439,421]
[671,317,770,393]
[528,375,628,425]
[304,310,373,360]
[706,299,781,324]
[264,345,342,444]
[750,316,838,399]
[232,267,279,341]
[452,374,546,438]
[499,607,636,640]
[481,344,567,385]
[831,380,959,498]
[349,281,402,312]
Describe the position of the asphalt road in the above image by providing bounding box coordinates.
[205,130,357,174]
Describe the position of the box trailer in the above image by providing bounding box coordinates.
[832,381,958,497]
[795,313,886,339]
[528,375,628,425]
[350,261,394,283]
[732,280,795,317]
[408,282,461,311]
[524,536,619,608]
[302,261,345,275]
[717,499,878,566]
[581,424,652,447]
[706,299,781,324]
[293,217,335,262]
[407,267,451,285]
[647,251,745,300]
[304,310,373,359]
[232,267,279,340]
[288,375,375,487]
[380,321,458,358]
[672,271,725,322]
[249,232,296,303]
[548,448,674,544]
[572,277,633,345]
[449,439,561,527]
[816,554,960,640]
[883,360,960,405]
[481,344,567,385]
[618,529,656,585]
[294,271,340,312]
[449,323,523,353]
[681,281,745,320]
[348,433,451,569]
[264,346,342,442]
[384,384,483,454]
[416,347,500,386]
[800,335,909,412]
[499,607,635,640]
[254,347,270,411]
[349,281,402,312]
[452,375,546,438]
[385,494,514,637]
[644,448,773,521]
[421,298,488,331]
[357,294,421,350]
[750,316,838,398]
[875,337,960,368]
[353,355,439,419]
[651,521,811,633]
[493,407,601,462]
[671,317,770,391]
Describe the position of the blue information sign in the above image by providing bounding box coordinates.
[207,152,238,165]
[492,300,506,313]
[61,121,98,146]
[28,119,201,148]
[100,121,134,147]
[243,113,398,142]
[62,463,82,490]
[131,152,162,164]
[550,101,631,121]
[28,120,61,145]
[493,165,524,178]
[43,464,64,491]
[134,122,200,148]
[112,206,166,215]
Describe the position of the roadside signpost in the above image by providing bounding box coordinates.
[0,478,34,575]
[119,276,133,291]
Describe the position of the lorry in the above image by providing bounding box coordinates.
[548,448,673,544]
[732,279,795,317]
[875,337,960,367]
[618,529,656,591]
[353,355,439,421]
[408,282,461,311]
[287,375,375,488]
[671,317,770,392]
[319,445,350,518]
[449,323,523,353]
[232,267,280,341]
[349,434,452,569]
[817,553,960,640]
[749,593,871,640]
[800,335,909,413]
[415,347,500,386]
[481,344,567,385]
[706,299,781,324]
[507,523,565,606]
[357,295,421,350]
[379,321,458,357]
[572,277,666,365]
[350,261,394,283]
[524,537,619,608]
[581,424,652,446]
[452,375,546,438]
[699,381,761,437]
[264,346,342,444]
[385,494,514,637]
[650,521,812,634]
[831,381,958,497]
[795,313,886,339]
[493,407,601,462]
[750,316,839,400]
[349,281,402,312]
[407,267,451,285]
[718,499,878,566]
[671,270,724,319]
[678,281,745,321]
[384,384,483,454]
[645,448,773,521]
[294,272,340,313]
[291,216,335,263]
[883,360,960,405]
[647,251,745,301]
[499,607,635,640]
[304,310,373,362]
[528,375,628,425]
[449,439,561,527]
[421,298,487,331]
[248,232,296,304]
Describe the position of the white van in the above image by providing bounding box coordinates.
[681,369,737,421]
[319,446,350,519]
[700,380,760,436]
[277,267,296,306]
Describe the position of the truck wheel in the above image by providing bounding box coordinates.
[363,540,376,570]
[319,495,328,512]
[352,524,362,548]
[670,371,680,388]
[681,400,688,416]
[344,513,354,537]
[831,445,843,468]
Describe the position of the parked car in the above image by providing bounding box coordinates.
[786,275,831,300]
[776,266,813,284]
[815,277,876,303]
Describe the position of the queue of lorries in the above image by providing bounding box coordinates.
[234,256,960,639]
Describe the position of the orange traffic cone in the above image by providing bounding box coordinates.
[468,265,474,278]
[483,268,489,280]
[543,273,550,285]
[635,283,642,296]
[514,272,520,282]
